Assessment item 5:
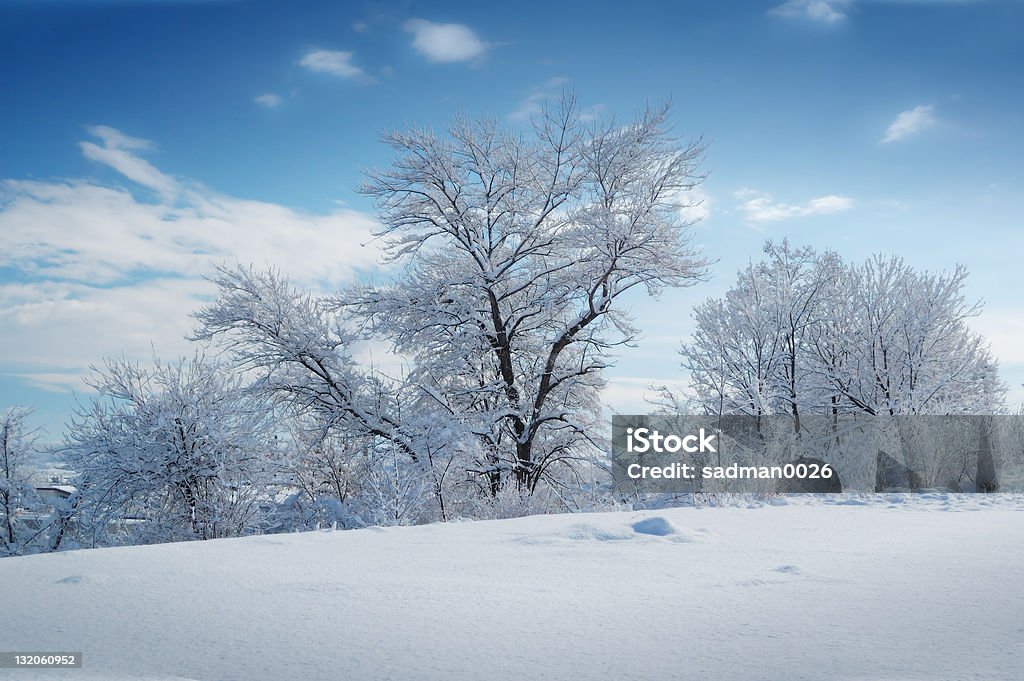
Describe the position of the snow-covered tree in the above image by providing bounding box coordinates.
[0,407,48,556]
[64,355,281,545]
[682,241,839,427]
[832,256,1002,416]
[759,241,841,432]
[681,243,1005,421]
[195,93,709,496]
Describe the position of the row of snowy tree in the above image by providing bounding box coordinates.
[676,241,1006,424]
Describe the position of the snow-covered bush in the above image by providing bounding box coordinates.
[64,355,283,546]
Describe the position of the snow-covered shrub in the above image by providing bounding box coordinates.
[64,355,282,546]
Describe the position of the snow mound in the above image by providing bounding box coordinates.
[510,517,702,545]
[565,522,636,542]
[631,516,679,536]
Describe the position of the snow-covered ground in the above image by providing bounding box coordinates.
[2,495,1023,681]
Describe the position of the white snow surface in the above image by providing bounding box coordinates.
[2,494,1023,681]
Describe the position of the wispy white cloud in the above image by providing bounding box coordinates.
[508,77,570,122]
[768,0,854,24]
[85,125,152,152]
[299,49,366,79]
[79,125,178,197]
[882,104,937,143]
[0,128,386,392]
[402,18,488,63]
[770,1,982,25]
[601,377,691,414]
[678,185,713,224]
[254,93,283,108]
[7,372,89,394]
[507,78,605,126]
[736,189,854,223]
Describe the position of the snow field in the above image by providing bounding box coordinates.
[1,495,1022,681]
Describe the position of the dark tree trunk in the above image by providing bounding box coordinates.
[976,417,999,493]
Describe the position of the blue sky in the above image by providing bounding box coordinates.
[1,0,1022,437]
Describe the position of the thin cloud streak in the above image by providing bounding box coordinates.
[254,93,283,108]
[300,49,366,79]
[882,104,937,143]
[736,189,854,223]
[768,0,854,24]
